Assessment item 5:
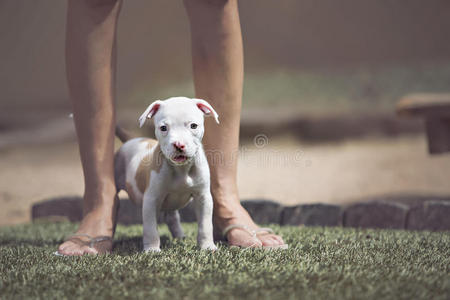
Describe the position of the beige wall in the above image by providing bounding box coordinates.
[1,0,450,108]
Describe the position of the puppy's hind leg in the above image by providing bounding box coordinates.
[165,210,185,239]
[113,151,126,192]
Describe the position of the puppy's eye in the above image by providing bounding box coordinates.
[190,123,198,129]
[160,125,168,132]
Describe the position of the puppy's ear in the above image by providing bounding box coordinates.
[195,99,219,124]
[138,100,163,128]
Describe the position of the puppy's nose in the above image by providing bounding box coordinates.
[173,142,185,152]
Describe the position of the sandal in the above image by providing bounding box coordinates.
[222,224,289,250]
[54,233,113,256]
[54,196,120,256]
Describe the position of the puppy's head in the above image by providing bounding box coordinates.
[139,97,219,165]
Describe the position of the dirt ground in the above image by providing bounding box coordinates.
[1,134,450,226]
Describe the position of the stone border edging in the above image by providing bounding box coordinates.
[0,111,423,150]
[31,197,450,232]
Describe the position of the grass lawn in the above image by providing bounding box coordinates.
[126,61,450,115]
[0,222,449,299]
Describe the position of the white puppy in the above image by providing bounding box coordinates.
[114,97,219,252]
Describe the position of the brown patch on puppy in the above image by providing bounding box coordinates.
[126,182,142,206]
[123,138,162,206]
[135,143,163,195]
[141,138,158,146]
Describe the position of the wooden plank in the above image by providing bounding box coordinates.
[397,93,450,117]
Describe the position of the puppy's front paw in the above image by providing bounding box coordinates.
[143,246,161,253]
[200,243,218,251]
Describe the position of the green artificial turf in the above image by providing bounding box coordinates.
[0,222,449,299]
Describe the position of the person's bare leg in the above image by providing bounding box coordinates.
[184,0,284,247]
[58,0,122,256]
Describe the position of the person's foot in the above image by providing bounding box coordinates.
[213,192,285,248]
[57,193,118,256]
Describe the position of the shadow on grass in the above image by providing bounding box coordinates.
[113,235,176,255]
[0,238,61,248]
[0,234,178,256]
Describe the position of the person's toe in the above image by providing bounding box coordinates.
[59,243,76,255]
[70,245,92,256]
[271,234,285,245]
[58,241,76,255]
[260,236,278,247]
[58,240,73,253]
[245,237,262,248]
[82,245,98,255]
[71,247,85,256]
[230,237,261,248]
[58,245,67,253]
[57,241,96,256]
[259,234,284,247]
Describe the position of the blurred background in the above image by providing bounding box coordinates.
[1,0,450,225]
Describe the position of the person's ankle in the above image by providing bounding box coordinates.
[82,184,118,213]
[214,200,239,217]
[210,178,257,228]
[213,200,255,229]
[76,208,116,237]
[76,188,118,236]
[211,179,239,207]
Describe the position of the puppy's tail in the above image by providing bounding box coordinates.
[115,125,135,143]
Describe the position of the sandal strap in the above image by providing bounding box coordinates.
[65,233,92,241]
[88,236,112,248]
[222,225,277,239]
[255,227,274,235]
[65,234,112,248]
[222,224,257,239]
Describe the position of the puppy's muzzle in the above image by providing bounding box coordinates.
[173,142,185,153]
